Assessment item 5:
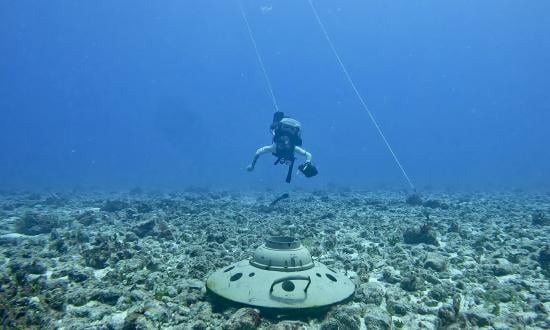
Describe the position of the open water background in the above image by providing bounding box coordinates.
[1,0,549,190]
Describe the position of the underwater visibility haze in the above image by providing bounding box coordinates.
[1,0,549,190]
[1,1,550,329]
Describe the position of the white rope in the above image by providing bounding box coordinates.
[307,0,415,191]
[238,0,280,112]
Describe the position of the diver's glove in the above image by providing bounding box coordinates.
[246,164,254,172]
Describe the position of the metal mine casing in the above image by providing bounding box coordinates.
[206,236,356,309]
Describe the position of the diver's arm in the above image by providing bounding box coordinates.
[294,146,312,163]
[247,144,275,171]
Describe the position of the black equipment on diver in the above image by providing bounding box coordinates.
[298,162,318,178]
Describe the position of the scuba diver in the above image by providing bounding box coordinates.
[247,112,318,183]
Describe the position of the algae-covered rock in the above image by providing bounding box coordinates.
[438,304,457,326]
[532,210,548,226]
[91,290,122,305]
[381,268,402,284]
[364,306,392,330]
[463,309,492,327]
[81,247,110,269]
[132,219,156,238]
[223,308,261,330]
[320,306,361,330]
[207,232,227,244]
[386,299,409,316]
[44,288,66,311]
[403,224,439,246]
[483,286,516,303]
[76,211,98,226]
[268,321,308,330]
[428,285,449,302]
[491,258,514,276]
[67,290,89,306]
[538,245,550,276]
[14,260,47,275]
[15,212,58,235]
[360,282,385,306]
[423,199,449,209]
[400,275,424,292]
[190,320,208,330]
[424,253,447,272]
[101,200,129,212]
[66,269,90,283]
[8,260,41,277]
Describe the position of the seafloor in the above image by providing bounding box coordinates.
[0,189,549,329]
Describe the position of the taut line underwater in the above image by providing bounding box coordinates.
[241,0,416,190]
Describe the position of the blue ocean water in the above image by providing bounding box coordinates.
[1,0,549,191]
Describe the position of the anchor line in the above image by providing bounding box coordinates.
[238,0,280,112]
[307,0,415,191]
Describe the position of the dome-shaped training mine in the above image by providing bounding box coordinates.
[206,236,355,309]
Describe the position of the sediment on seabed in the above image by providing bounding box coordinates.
[0,189,548,329]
